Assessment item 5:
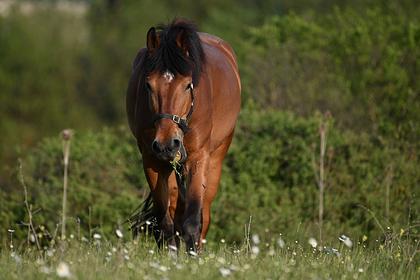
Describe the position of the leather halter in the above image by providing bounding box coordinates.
[153,84,195,134]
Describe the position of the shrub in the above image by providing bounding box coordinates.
[0,110,418,245]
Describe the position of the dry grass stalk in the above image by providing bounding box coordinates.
[61,129,73,240]
[18,160,41,250]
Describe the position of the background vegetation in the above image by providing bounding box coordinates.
[0,0,418,273]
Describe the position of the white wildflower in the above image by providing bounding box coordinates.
[251,246,260,255]
[268,248,275,256]
[188,250,198,257]
[339,234,353,248]
[331,248,341,256]
[115,229,123,239]
[277,238,285,248]
[40,266,51,274]
[220,238,225,244]
[93,233,101,240]
[251,234,260,245]
[219,267,231,277]
[46,249,55,257]
[56,262,71,278]
[308,237,318,248]
[168,245,177,251]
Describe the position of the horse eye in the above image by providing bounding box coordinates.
[185,83,193,91]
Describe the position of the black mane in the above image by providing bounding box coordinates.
[143,19,205,85]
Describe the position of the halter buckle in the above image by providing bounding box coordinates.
[172,115,181,124]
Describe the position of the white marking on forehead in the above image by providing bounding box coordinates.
[163,70,175,82]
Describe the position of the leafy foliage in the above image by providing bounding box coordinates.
[242,8,420,143]
[1,110,418,245]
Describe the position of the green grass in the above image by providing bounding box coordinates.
[1,234,418,279]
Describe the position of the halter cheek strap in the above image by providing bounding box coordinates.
[153,85,195,134]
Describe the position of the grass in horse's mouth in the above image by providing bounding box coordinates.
[170,151,182,177]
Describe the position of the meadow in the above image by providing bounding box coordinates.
[0,1,419,279]
[1,228,418,279]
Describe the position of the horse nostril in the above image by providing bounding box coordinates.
[151,140,162,154]
[172,138,181,149]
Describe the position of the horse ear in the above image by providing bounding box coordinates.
[146,27,159,51]
[175,30,189,56]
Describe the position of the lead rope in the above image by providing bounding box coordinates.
[168,84,194,201]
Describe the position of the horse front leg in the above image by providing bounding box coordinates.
[182,152,209,252]
[144,164,178,249]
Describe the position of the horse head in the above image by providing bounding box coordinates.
[142,20,204,162]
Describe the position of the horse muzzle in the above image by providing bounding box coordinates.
[151,137,186,162]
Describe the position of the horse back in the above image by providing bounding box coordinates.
[198,33,241,151]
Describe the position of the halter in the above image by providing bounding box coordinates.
[153,84,195,134]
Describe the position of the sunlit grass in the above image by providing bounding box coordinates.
[1,233,418,279]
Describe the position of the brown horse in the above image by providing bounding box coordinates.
[126,19,241,251]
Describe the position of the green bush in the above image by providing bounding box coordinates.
[241,7,420,144]
[1,110,418,246]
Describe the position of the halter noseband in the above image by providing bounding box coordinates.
[153,84,195,134]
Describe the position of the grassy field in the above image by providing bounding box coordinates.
[1,232,418,279]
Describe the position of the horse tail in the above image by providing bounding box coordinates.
[127,192,157,238]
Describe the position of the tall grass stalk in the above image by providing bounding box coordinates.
[61,129,73,240]
[315,115,329,246]
[18,160,41,250]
